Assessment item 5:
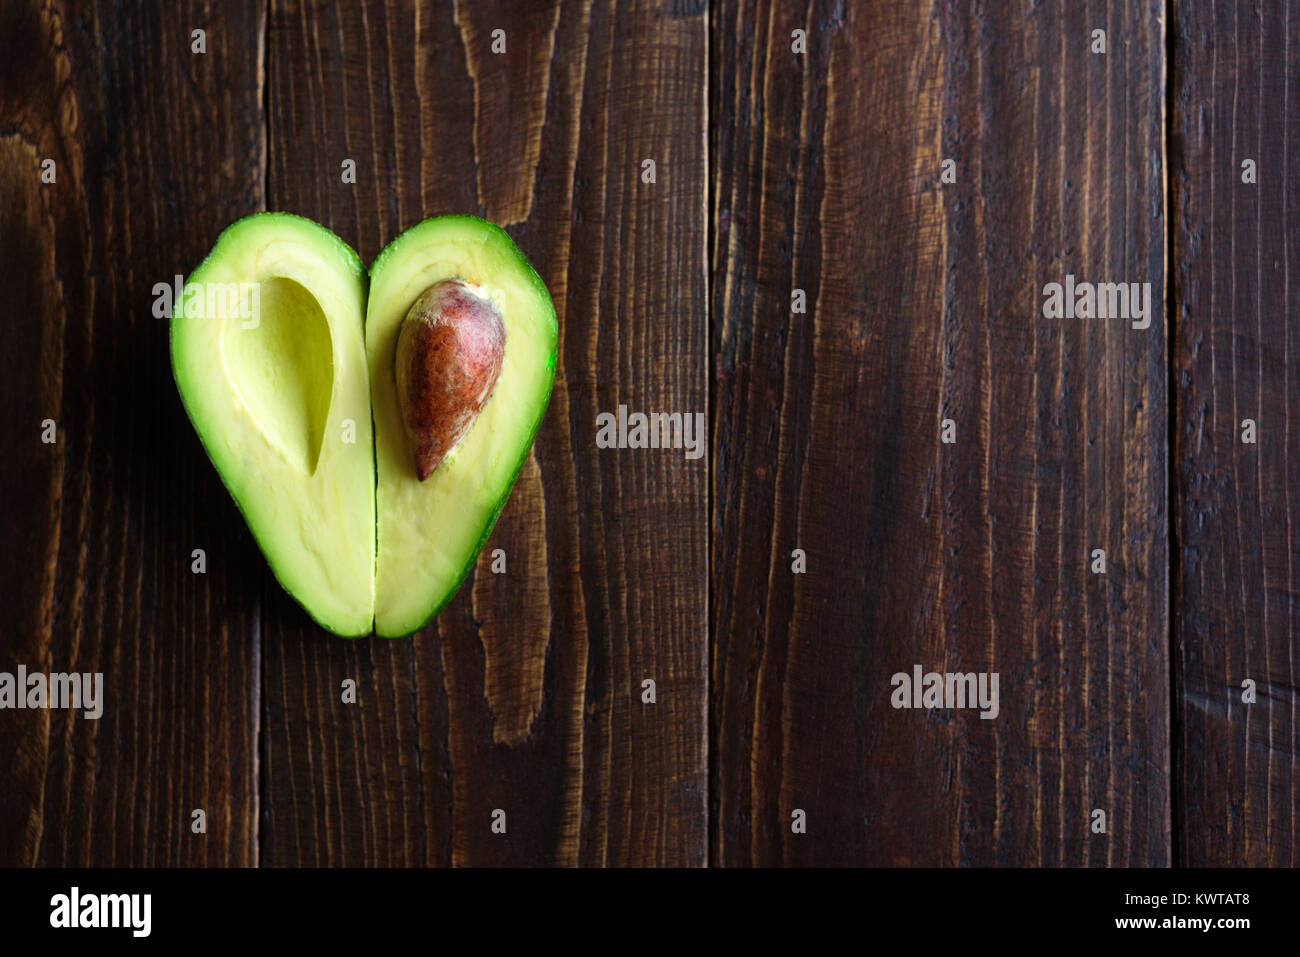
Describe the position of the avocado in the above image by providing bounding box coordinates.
[367,216,557,638]
[171,213,556,638]
[171,213,376,636]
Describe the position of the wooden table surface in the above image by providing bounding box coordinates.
[0,1,1294,867]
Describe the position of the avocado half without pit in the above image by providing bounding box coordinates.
[170,213,558,637]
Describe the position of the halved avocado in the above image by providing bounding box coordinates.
[171,213,376,636]
[367,216,557,638]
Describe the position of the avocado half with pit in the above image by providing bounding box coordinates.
[170,212,557,638]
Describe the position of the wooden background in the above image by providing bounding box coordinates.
[0,0,1293,867]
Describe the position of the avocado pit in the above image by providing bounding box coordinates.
[395,279,505,480]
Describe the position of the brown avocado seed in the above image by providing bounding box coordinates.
[395,279,505,480]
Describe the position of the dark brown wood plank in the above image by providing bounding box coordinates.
[263,0,708,866]
[0,1,264,865]
[712,0,1168,865]
[1172,1,1299,867]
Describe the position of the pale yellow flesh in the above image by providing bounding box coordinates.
[367,219,555,636]
[173,216,375,635]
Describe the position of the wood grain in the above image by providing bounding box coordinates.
[262,0,709,866]
[711,0,1169,865]
[1171,0,1300,867]
[0,0,264,865]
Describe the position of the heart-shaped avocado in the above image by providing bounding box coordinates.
[170,213,557,637]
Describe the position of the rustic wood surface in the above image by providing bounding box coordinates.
[261,0,708,866]
[1171,0,1299,867]
[0,0,1295,868]
[0,0,264,865]
[711,0,1168,865]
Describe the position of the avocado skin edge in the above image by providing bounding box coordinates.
[369,214,559,640]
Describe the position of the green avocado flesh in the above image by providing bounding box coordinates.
[171,213,556,638]
[171,213,375,635]
[367,216,557,638]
